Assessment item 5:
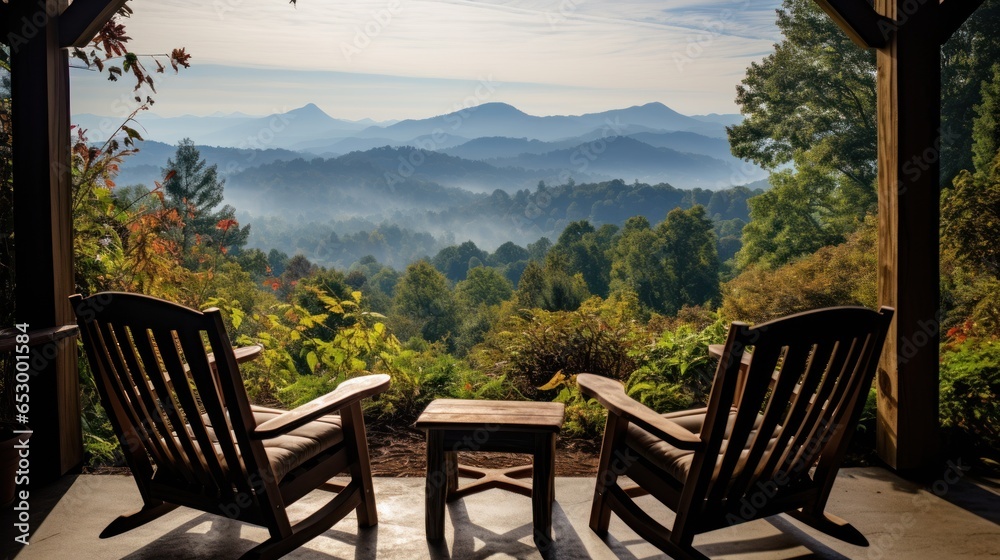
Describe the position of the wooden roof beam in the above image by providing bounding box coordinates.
[0,4,9,41]
[59,0,129,48]
[813,0,892,48]
[938,0,986,44]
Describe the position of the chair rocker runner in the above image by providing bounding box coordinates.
[71,292,390,560]
[578,306,894,559]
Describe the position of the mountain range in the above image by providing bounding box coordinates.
[93,101,765,192]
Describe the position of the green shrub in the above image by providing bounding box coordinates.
[78,356,124,467]
[625,319,727,413]
[539,372,606,438]
[940,338,1000,453]
[471,296,643,398]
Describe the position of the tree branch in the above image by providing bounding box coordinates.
[813,0,892,49]
[937,0,986,44]
[59,0,129,48]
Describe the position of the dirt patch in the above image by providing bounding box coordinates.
[367,426,601,477]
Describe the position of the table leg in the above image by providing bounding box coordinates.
[532,432,556,547]
[445,451,459,495]
[425,430,447,541]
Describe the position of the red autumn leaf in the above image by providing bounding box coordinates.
[216,218,238,232]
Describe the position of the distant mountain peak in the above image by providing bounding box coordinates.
[468,102,527,116]
[289,103,331,118]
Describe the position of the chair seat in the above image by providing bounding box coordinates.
[626,407,776,483]
[204,405,344,481]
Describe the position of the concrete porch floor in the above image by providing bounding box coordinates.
[4,467,998,560]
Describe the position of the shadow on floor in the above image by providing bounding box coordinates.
[2,474,76,560]
[114,513,379,560]
[427,499,593,559]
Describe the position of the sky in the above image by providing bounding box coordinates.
[70,0,784,121]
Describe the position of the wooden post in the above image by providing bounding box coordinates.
[872,0,941,471]
[9,0,82,482]
[818,0,983,473]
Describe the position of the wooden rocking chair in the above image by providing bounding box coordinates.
[71,292,390,560]
[578,306,894,559]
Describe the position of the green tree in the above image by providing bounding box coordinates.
[945,97,1000,275]
[609,216,664,312]
[489,241,529,266]
[736,156,853,269]
[942,67,1000,334]
[268,248,289,276]
[658,206,720,314]
[163,138,248,259]
[237,248,270,279]
[941,0,1000,182]
[455,266,513,308]
[393,260,458,345]
[971,64,1000,178]
[721,217,877,324]
[527,237,552,261]
[432,240,488,283]
[609,210,720,315]
[728,0,877,206]
[547,220,616,297]
[515,260,546,308]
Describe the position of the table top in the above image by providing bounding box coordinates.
[232,344,263,364]
[415,399,565,432]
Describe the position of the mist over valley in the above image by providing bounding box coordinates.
[80,101,768,269]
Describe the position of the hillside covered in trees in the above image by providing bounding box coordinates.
[2,0,997,472]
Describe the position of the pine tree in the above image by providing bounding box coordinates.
[163,138,248,261]
[972,64,1000,177]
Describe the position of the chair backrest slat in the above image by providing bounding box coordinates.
[705,341,784,504]
[778,337,855,475]
[71,292,273,514]
[798,337,867,469]
[153,327,232,495]
[106,322,193,484]
[680,326,750,508]
[759,340,837,482]
[173,328,249,501]
[685,306,893,519]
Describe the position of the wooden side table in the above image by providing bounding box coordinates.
[414,399,565,546]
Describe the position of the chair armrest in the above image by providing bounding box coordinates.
[577,373,702,450]
[251,374,390,439]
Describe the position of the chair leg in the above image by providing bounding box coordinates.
[239,481,363,560]
[342,402,379,528]
[606,484,709,560]
[99,501,179,538]
[590,413,628,535]
[787,508,869,547]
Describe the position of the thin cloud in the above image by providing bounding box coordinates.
[72,0,784,118]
